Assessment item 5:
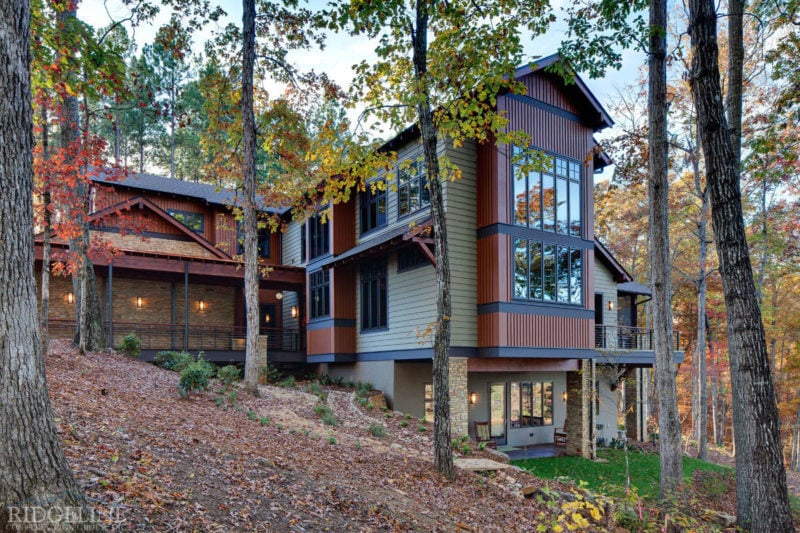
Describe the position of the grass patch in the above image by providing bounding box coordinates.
[513,448,731,500]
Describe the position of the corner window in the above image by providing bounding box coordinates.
[514,238,582,305]
[513,148,581,236]
[510,381,553,428]
[309,269,330,319]
[168,209,204,233]
[308,214,329,260]
[398,160,429,217]
[236,221,271,258]
[360,179,387,234]
[361,260,387,330]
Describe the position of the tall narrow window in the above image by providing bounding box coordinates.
[309,269,330,319]
[361,260,387,330]
[513,238,528,299]
[360,179,387,234]
[308,214,329,260]
[398,160,429,217]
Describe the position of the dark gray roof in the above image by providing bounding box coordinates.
[617,281,652,296]
[91,171,289,215]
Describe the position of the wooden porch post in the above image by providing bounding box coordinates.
[183,262,189,351]
[107,262,113,348]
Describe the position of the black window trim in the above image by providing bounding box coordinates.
[167,208,204,234]
[359,179,388,236]
[397,159,430,219]
[512,237,584,307]
[360,259,388,332]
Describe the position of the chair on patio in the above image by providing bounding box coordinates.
[554,419,568,447]
[474,421,497,449]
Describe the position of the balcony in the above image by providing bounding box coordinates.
[594,325,681,352]
[48,319,306,363]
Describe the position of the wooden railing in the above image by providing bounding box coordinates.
[595,325,681,351]
[48,319,305,353]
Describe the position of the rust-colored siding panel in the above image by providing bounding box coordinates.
[477,234,510,304]
[307,326,356,355]
[520,71,580,114]
[332,200,356,254]
[478,312,593,349]
[332,266,356,320]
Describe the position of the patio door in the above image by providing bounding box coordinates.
[489,383,507,445]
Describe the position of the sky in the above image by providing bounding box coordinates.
[78,0,647,177]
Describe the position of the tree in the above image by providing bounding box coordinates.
[648,0,682,498]
[332,0,549,479]
[687,0,793,529]
[0,0,92,529]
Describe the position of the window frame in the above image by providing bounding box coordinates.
[236,220,271,259]
[308,214,330,260]
[360,260,388,331]
[513,237,583,306]
[397,159,430,218]
[359,179,388,235]
[167,209,204,234]
[509,380,554,428]
[308,269,330,319]
[397,246,429,272]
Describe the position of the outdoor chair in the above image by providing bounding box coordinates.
[554,419,568,447]
[474,421,497,449]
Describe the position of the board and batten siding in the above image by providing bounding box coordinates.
[281,220,303,267]
[443,139,478,348]
[355,252,438,353]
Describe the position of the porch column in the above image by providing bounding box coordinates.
[183,262,189,351]
[565,359,593,459]
[448,357,469,438]
[257,335,269,384]
[625,369,639,441]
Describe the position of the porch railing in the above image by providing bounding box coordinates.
[48,319,305,353]
[594,325,681,351]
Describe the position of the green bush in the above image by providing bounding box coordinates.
[260,363,281,384]
[154,351,194,372]
[179,360,213,397]
[118,333,141,358]
[367,422,386,438]
[279,375,296,388]
[217,365,242,388]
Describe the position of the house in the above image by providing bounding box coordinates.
[36,54,682,456]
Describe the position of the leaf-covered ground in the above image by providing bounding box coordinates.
[44,340,779,531]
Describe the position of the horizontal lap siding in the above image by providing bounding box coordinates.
[282,221,303,267]
[479,313,593,349]
[444,139,478,348]
[594,258,616,325]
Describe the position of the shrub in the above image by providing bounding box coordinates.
[259,417,270,426]
[217,365,242,388]
[155,351,194,372]
[322,412,339,426]
[400,420,408,428]
[327,436,337,445]
[260,363,281,384]
[279,375,296,388]
[118,333,141,358]
[368,422,386,438]
[179,361,213,396]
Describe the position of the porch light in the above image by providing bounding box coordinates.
[265,314,271,324]
[607,300,614,311]
[198,300,206,312]
[275,291,284,300]
[562,391,568,402]
[136,296,143,308]
[469,392,478,405]
[67,292,74,304]
[290,305,298,318]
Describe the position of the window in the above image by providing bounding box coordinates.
[361,260,387,330]
[308,214,329,260]
[514,238,582,305]
[360,179,387,234]
[398,160,429,217]
[168,209,204,233]
[236,221,271,258]
[424,383,434,421]
[398,246,429,271]
[510,381,553,428]
[309,269,330,319]
[512,149,581,236]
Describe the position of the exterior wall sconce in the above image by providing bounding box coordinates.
[275,291,284,300]
[562,391,568,402]
[136,296,143,309]
[198,300,206,312]
[67,292,74,304]
[469,392,478,405]
[265,314,271,324]
[290,305,298,318]
[607,300,614,311]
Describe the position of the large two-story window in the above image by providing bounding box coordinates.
[168,209,204,234]
[510,381,553,428]
[513,148,582,236]
[308,214,329,260]
[514,238,582,305]
[361,260,387,330]
[236,221,271,258]
[360,180,387,234]
[309,269,330,319]
[398,160,429,217]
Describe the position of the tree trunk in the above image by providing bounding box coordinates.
[40,103,52,356]
[648,0,682,500]
[688,0,793,529]
[0,2,93,529]
[241,0,260,397]
[692,147,709,461]
[412,0,454,480]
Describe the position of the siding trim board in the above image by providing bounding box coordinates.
[478,302,595,318]
[307,353,357,363]
[477,223,594,248]
[307,318,356,330]
[355,346,479,361]
[478,347,597,358]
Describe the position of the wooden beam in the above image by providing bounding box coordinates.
[412,236,436,266]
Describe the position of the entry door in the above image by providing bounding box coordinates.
[489,383,507,445]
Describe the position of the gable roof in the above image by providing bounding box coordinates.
[91,171,290,215]
[594,239,632,283]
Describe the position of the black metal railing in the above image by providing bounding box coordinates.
[48,319,305,353]
[595,325,681,351]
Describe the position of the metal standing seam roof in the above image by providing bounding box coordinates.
[91,171,290,215]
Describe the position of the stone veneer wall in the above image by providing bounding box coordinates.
[565,360,593,458]
[448,357,469,437]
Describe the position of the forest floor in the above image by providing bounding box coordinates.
[45,340,796,531]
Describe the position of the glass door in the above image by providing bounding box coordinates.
[489,383,507,445]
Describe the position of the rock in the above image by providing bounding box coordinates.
[702,509,736,528]
[366,391,387,410]
[454,458,512,471]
